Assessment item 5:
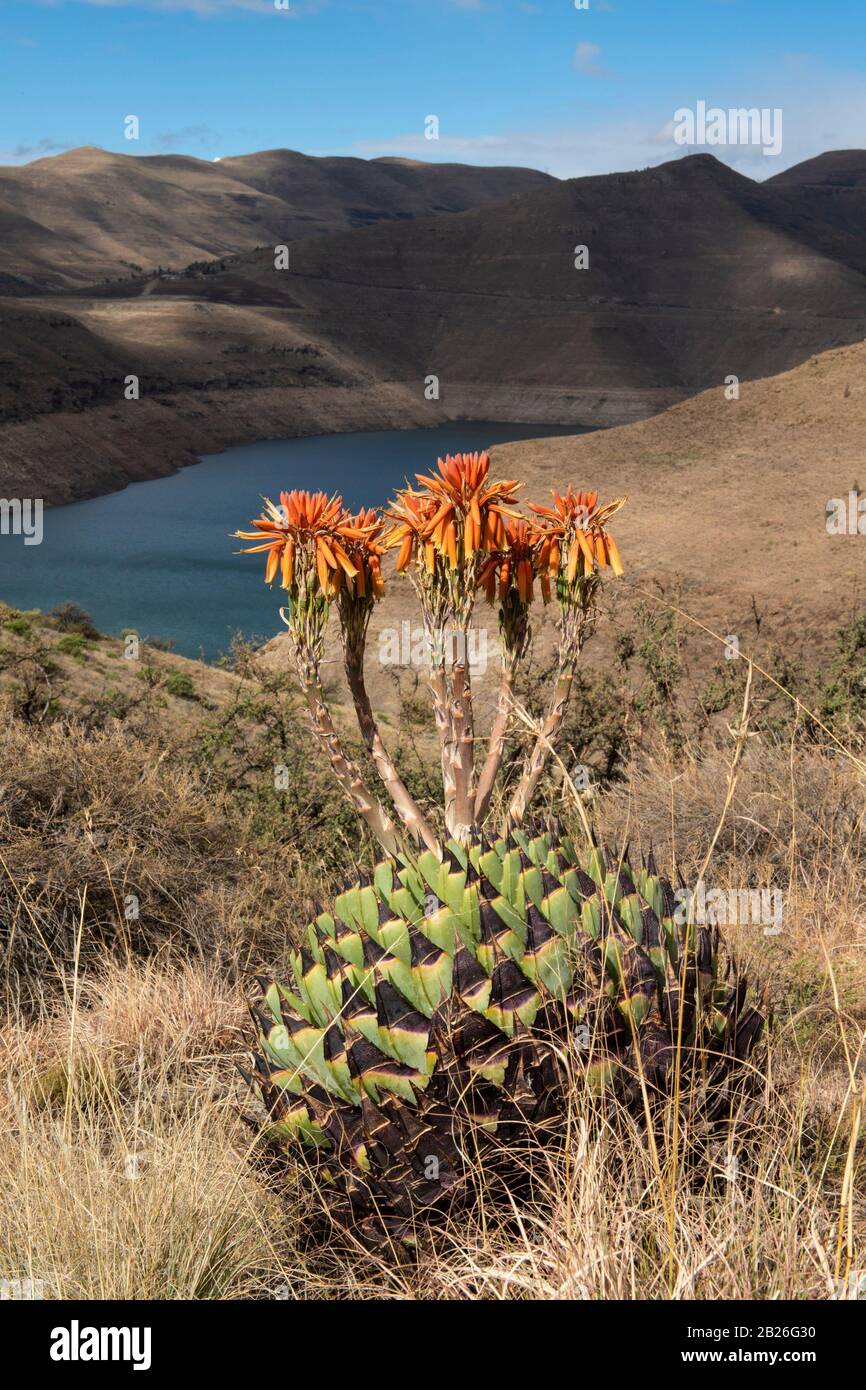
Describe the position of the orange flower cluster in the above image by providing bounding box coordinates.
[387,452,523,572]
[234,491,384,601]
[530,487,625,583]
[384,491,441,576]
[338,507,387,600]
[478,518,552,606]
[235,469,625,612]
[476,489,625,609]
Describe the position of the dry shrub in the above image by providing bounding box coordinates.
[595,734,866,885]
[0,719,325,1012]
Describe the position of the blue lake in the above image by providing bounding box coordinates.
[0,423,588,662]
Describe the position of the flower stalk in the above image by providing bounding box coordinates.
[292,632,401,858]
[336,516,440,854]
[385,453,521,842]
[474,520,539,823]
[235,470,626,856]
[507,489,625,824]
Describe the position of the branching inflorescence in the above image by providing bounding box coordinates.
[235,455,626,852]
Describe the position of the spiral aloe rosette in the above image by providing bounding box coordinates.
[245,823,764,1248]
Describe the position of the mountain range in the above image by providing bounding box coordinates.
[0,145,554,295]
[2,145,866,505]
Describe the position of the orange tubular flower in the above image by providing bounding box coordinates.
[234,489,362,600]
[478,517,551,607]
[403,452,524,568]
[338,507,387,601]
[529,487,626,584]
[384,490,442,575]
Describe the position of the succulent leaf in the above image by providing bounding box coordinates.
[246,829,764,1249]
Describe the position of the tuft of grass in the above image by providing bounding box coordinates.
[0,961,299,1300]
[56,632,89,659]
[165,670,197,700]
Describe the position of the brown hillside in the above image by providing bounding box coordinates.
[766,150,866,250]
[494,338,866,651]
[190,154,866,398]
[4,153,866,507]
[250,340,866,739]
[0,146,554,294]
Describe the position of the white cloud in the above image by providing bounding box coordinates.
[355,57,866,181]
[573,41,611,79]
[57,0,325,13]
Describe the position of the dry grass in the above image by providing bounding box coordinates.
[0,960,278,1300]
[0,952,860,1300]
[1,726,863,1299]
[0,715,342,1011]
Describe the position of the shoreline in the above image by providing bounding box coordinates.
[0,382,680,509]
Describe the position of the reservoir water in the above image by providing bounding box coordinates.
[0,423,588,662]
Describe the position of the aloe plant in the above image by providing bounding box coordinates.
[234,453,764,1250]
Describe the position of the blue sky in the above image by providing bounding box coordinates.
[1,0,865,177]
